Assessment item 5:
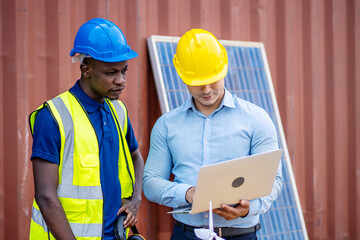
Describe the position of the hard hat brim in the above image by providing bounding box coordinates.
[69,49,138,63]
[181,63,228,86]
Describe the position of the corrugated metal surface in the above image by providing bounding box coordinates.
[0,0,359,239]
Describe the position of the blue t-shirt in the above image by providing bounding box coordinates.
[31,81,138,240]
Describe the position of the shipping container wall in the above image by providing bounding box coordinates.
[0,0,359,239]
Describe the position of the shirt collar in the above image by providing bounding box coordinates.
[182,88,235,112]
[69,80,111,114]
[221,88,236,108]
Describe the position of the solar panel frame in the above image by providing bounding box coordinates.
[147,35,308,239]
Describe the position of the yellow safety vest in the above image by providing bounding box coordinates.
[28,91,135,240]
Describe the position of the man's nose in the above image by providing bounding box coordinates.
[114,74,125,85]
[201,84,211,93]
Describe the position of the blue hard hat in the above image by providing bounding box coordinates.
[70,18,138,62]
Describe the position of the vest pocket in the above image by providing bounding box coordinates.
[60,197,87,223]
[80,154,99,167]
[74,154,101,186]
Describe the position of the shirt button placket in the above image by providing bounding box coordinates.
[101,107,110,141]
[203,117,211,165]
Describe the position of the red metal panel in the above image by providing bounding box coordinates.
[15,1,34,239]
[2,1,19,239]
[355,2,360,239]
[310,1,328,238]
[345,1,358,239]
[0,1,4,239]
[333,1,350,238]
[0,0,359,239]
[322,2,336,239]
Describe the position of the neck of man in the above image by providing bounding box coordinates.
[79,78,105,104]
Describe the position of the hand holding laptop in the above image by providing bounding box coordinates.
[213,199,250,220]
[169,149,283,215]
[185,186,196,203]
[187,186,250,220]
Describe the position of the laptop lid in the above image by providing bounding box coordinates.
[169,149,282,214]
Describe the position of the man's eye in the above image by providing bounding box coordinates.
[105,72,115,76]
[121,68,128,74]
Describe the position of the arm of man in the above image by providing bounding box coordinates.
[246,108,283,216]
[143,117,193,208]
[118,148,144,228]
[32,158,76,240]
[213,107,282,220]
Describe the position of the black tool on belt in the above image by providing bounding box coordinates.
[114,214,145,240]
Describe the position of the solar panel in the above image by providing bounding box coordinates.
[147,36,308,240]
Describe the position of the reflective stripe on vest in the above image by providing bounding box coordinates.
[31,206,49,232]
[32,207,102,238]
[51,96,75,186]
[108,99,127,132]
[29,92,135,239]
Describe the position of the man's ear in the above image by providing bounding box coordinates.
[80,63,91,78]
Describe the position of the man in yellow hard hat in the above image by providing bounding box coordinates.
[143,29,282,239]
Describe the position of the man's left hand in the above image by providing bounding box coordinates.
[117,197,141,228]
[213,199,250,220]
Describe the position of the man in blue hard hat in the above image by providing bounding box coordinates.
[29,18,144,240]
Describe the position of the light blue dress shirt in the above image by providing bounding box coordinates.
[143,89,282,228]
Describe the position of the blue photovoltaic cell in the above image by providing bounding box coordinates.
[150,39,306,239]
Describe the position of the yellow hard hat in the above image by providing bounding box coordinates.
[173,29,228,86]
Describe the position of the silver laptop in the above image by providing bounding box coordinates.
[168,149,283,214]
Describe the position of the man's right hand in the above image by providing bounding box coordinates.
[185,186,196,203]
[213,199,250,220]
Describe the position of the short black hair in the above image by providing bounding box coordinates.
[82,57,95,66]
